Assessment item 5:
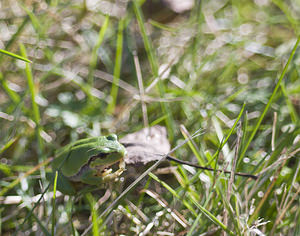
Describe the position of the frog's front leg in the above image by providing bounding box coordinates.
[80,159,126,184]
[101,159,126,182]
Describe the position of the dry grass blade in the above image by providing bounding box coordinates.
[223,121,242,234]
[248,157,288,225]
[141,189,189,228]
[270,185,300,235]
[258,148,300,175]
[133,50,149,128]
[0,157,53,196]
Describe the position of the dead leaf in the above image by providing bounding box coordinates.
[120,125,171,165]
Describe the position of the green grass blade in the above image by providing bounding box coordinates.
[51,171,58,236]
[0,72,21,104]
[271,0,299,34]
[133,1,175,140]
[0,136,18,155]
[31,213,51,236]
[21,4,43,37]
[148,173,180,198]
[149,172,234,235]
[238,112,249,167]
[0,48,31,63]
[0,158,52,196]
[19,43,44,156]
[148,19,178,32]
[280,82,298,123]
[107,18,124,114]
[181,127,207,167]
[19,183,51,231]
[190,196,235,235]
[88,15,110,85]
[0,163,11,175]
[149,173,201,219]
[4,16,29,51]
[208,103,246,167]
[85,193,100,236]
[239,36,300,160]
[133,2,158,75]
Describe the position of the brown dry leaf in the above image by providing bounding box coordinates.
[120,125,171,165]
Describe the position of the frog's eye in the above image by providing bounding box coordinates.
[91,152,109,160]
[107,134,117,141]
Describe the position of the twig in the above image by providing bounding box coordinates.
[166,156,258,179]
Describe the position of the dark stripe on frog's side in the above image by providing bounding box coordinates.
[68,152,120,182]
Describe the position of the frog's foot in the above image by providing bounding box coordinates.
[101,159,126,182]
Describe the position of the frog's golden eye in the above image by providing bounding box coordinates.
[95,152,109,159]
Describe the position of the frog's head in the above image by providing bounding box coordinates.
[88,134,127,167]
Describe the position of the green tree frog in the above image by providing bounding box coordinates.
[52,134,126,189]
